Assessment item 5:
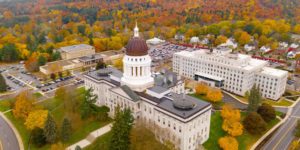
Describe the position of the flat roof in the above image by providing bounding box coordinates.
[78,54,103,62]
[259,67,288,78]
[158,93,211,119]
[58,44,94,53]
[148,86,169,94]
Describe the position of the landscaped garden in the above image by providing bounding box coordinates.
[3,86,111,150]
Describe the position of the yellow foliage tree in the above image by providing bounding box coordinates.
[222,120,243,137]
[24,109,48,130]
[207,88,223,102]
[218,136,238,150]
[215,35,228,46]
[13,91,36,120]
[221,105,241,121]
[113,58,123,70]
[195,83,209,95]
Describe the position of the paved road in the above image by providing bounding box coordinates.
[262,99,300,150]
[0,114,20,150]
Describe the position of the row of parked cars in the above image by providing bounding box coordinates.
[6,75,26,87]
[37,76,75,92]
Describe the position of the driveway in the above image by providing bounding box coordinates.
[0,114,20,150]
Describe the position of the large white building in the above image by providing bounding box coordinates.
[56,44,95,60]
[84,24,212,150]
[173,47,288,100]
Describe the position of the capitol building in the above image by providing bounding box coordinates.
[84,24,212,150]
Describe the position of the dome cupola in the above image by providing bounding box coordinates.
[125,22,148,56]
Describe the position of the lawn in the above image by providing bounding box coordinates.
[4,87,111,150]
[0,98,15,112]
[233,94,293,107]
[203,111,280,150]
[84,131,112,150]
[203,111,226,150]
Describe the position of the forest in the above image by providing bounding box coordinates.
[0,0,299,72]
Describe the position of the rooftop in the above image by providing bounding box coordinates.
[78,54,104,62]
[58,44,94,53]
[259,67,288,78]
[148,86,169,94]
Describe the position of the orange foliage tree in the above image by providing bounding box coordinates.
[218,136,238,150]
[207,88,223,102]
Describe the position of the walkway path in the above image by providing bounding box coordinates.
[66,123,112,150]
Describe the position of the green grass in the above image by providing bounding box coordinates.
[84,131,112,150]
[4,90,112,150]
[203,111,226,150]
[203,111,280,150]
[234,94,293,107]
[0,98,15,112]
[33,92,43,99]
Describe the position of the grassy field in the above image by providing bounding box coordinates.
[203,111,280,150]
[0,98,14,112]
[84,131,112,150]
[234,94,293,107]
[3,87,111,150]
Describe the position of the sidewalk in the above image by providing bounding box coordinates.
[66,123,112,150]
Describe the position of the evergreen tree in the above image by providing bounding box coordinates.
[44,113,57,143]
[247,84,262,112]
[75,145,82,150]
[61,118,72,142]
[31,128,46,147]
[80,88,97,119]
[38,55,47,66]
[257,103,276,122]
[109,107,134,150]
[294,120,300,137]
[0,43,19,62]
[0,74,7,92]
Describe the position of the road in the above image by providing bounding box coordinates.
[262,99,300,150]
[0,114,20,150]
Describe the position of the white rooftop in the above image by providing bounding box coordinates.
[58,44,94,53]
[260,67,288,78]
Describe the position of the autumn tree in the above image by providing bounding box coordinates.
[50,142,64,150]
[243,112,267,135]
[13,91,36,120]
[221,105,243,137]
[257,103,276,123]
[113,58,123,70]
[44,113,57,143]
[237,31,251,46]
[195,82,209,95]
[215,35,228,46]
[207,88,223,102]
[218,136,238,150]
[247,85,262,113]
[0,74,7,92]
[24,109,48,130]
[294,120,300,138]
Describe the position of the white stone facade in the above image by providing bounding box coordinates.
[173,48,288,100]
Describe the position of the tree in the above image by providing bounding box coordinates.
[237,31,251,46]
[222,120,243,137]
[61,118,72,142]
[243,112,267,135]
[218,136,238,150]
[50,73,56,80]
[109,107,134,150]
[247,84,261,112]
[0,74,7,92]
[13,91,36,120]
[294,120,300,137]
[215,35,228,46]
[25,52,39,72]
[207,88,223,102]
[257,103,276,123]
[195,83,208,95]
[38,55,47,66]
[113,58,123,70]
[44,113,57,143]
[58,72,63,78]
[221,105,241,121]
[75,146,82,150]
[96,61,106,69]
[81,88,97,119]
[290,140,300,150]
[31,128,46,147]
[25,109,48,130]
[0,43,19,62]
